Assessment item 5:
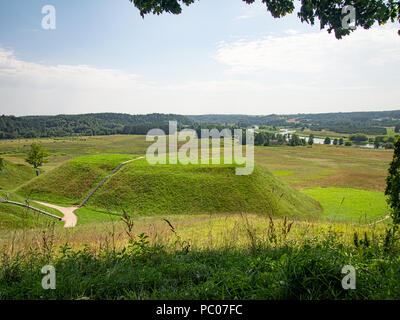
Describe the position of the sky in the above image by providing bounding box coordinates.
[0,0,399,116]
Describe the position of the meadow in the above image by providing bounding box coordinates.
[0,213,398,300]
[0,135,393,229]
[0,134,397,299]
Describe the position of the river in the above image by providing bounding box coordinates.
[278,129,376,149]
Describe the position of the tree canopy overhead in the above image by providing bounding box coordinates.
[129,0,400,38]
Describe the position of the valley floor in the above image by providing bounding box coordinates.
[0,135,396,300]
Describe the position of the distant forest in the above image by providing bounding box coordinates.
[1,110,400,139]
[0,113,193,139]
[188,110,400,136]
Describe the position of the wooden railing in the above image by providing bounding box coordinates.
[0,197,62,221]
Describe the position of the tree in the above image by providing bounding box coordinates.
[276,134,285,145]
[0,157,4,171]
[255,132,266,146]
[339,138,344,146]
[385,137,400,224]
[324,137,331,145]
[333,138,338,145]
[345,141,352,146]
[349,134,368,143]
[129,0,400,39]
[308,134,314,146]
[289,134,302,146]
[395,124,400,133]
[25,143,49,176]
[374,138,381,149]
[384,142,394,149]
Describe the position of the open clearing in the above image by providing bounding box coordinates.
[301,187,389,223]
[0,134,398,300]
[0,135,394,228]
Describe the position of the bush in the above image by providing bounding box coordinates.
[386,137,400,224]
[349,134,368,143]
[1,233,400,300]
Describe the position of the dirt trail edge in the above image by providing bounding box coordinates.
[34,201,78,228]
[35,156,145,228]
[367,214,390,226]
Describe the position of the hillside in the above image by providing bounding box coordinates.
[14,155,322,219]
[0,201,63,230]
[85,159,322,219]
[17,154,137,205]
[0,160,36,191]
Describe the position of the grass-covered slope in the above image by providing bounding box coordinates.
[0,202,63,230]
[0,160,36,191]
[86,159,322,219]
[0,160,62,230]
[16,154,137,205]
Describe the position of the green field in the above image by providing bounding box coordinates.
[0,134,399,300]
[0,135,394,226]
[302,187,389,223]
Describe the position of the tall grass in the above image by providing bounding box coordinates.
[0,213,399,300]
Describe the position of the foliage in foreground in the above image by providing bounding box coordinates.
[386,137,400,224]
[1,219,400,300]
[129,0,400,39]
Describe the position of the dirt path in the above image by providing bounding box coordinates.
[367,214,390,226]
[35,201,78,228]
[34,156,144,228]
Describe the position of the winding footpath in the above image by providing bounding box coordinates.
[34,156,144,228]
[367,214,390,226]
[34,201,78,228]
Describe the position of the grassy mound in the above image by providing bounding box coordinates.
[86,159,322,219]
[0,202,63,230]
[0,160,36,191]
[16,154,137,205]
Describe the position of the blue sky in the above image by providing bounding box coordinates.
[0,0,399,116]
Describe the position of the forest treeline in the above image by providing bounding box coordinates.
[188,111,400,136]
[1,110,400,140]
[0,113,193,139]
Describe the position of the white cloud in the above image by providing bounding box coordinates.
[215,26,400,76]
[284,29,300,35]
[235,14,255,21]
[0,49,143,90]
[0,24,399,117]
[0,48,161,115]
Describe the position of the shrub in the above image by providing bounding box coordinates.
[385,137,400,224]
[349,134,368,143]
